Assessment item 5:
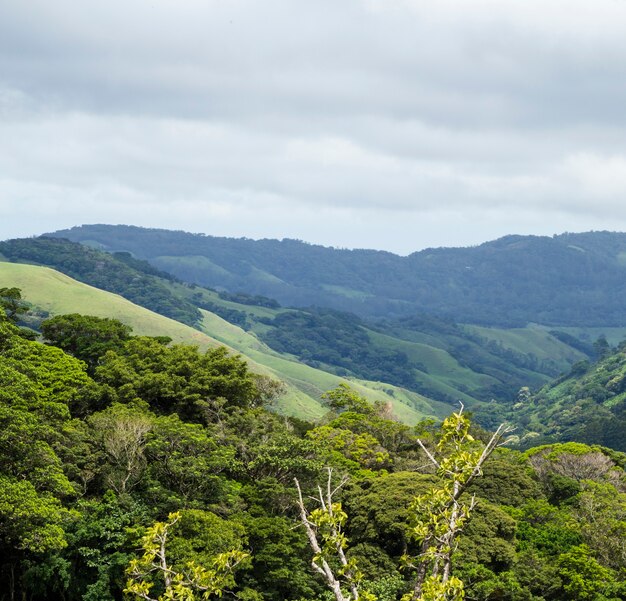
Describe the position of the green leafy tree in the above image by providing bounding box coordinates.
[296,405,512,601]
[557,545,615,601]
[0,287,29,323]
[402,408,512,601]
[41,313,133,373]
[145,414,236,510]
[95,338,263,421]
[295,469,377,601]
[124,511,248,601]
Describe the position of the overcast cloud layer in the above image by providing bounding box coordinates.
[2,0,626,253]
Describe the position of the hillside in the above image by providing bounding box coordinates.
[0,262,441,422]
[0,236,201,325]
[4,301,626,601]
[1,236,605,418]
[513,344,626,451]
[48,225,626,326]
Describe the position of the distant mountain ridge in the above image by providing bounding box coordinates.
[1,234,597,420]
[48,225,626,327]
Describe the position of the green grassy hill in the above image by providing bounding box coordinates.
[0,262,214,347]
[513,344,626,451]
[4,235,614,427]
[0,262,444,423]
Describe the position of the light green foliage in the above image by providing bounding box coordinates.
[0,476,70,553]
[125,512,248,601]
[573,481,626,570]
[307,425,391,473]
[89,403,155,494]
[0,314,85,562]
[95,338,261,421]
[557,545,614,601]
[1,324,91,408]
[322,385,377,416]
[401,409,511,601]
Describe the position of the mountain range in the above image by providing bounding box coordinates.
[48,224,626,327]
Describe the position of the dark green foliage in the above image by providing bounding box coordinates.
[94,337,261,420]
[467,452,541,507]
[46,225,626,326]
[111,251,180,282]
[0,287,29,323]
[1,301,626,601]
[218,291,280,308]
[239,515,322,600]
[0,237,201,326]
[260,308,417,389]
[2,233,595,412]
[41,313,132,373]
[259,308,552,405]
[193,293,251,329]
[515,345,626,450]
[549,330,597,358]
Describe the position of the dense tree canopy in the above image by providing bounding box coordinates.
[1,304,626,600]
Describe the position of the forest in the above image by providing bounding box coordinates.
[0,237,592,413]
[48,225,626,326]
[2,292,626,601]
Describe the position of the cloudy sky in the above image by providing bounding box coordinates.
[2,0,626,254]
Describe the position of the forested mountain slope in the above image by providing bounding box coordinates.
[1,237,598,414]
[1,304,626,601]
[515,343,626,451]
[49,225,626,326]
[0,261,440,422]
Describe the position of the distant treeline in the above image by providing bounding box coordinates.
[49,225,626,326]
[0,237,202,326]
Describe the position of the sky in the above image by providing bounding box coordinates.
[2,0,626,254]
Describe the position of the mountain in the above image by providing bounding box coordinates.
[2,236,601,421]
[0,261,444,423]
[514,344,626,451]
[47,225,626,327]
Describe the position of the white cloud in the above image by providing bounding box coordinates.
[2,0,626,251]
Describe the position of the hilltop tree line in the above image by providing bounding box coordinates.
[1,293,626,600]
[48,225,626,326]
[0,237,202,327]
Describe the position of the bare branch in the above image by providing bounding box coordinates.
[417,439,440,470]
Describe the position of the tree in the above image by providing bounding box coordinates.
[295,469,376,601]
[0,287,29,323]
[124,512,248,601]
[41,314,132,373]
[89,404,154,495]
[94,338,265,421]
[295,405,513,601]
[402,408,513,601]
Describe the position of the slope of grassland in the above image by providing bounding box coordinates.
[199,310,451,423]
[0,262,445,422]
[0,262,217,347]
[366,330,499,400]
[466,325,588,371]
